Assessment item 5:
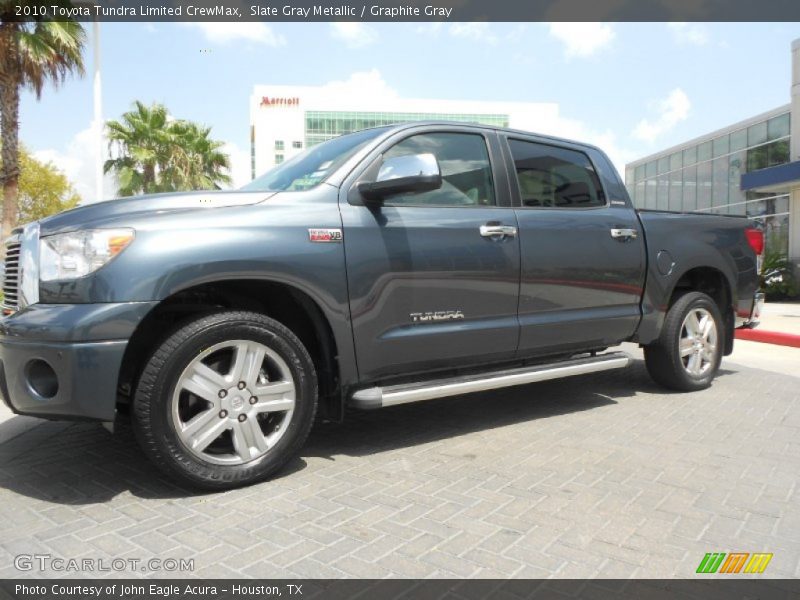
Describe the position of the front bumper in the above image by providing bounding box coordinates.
[0,301,157,421]
[737,292,765,329]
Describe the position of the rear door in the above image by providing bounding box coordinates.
[502,136,646,356]
[339,127,521,382]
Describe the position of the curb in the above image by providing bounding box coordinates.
[735,328,800,348]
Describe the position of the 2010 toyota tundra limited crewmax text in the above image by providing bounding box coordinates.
[0,123,764,489]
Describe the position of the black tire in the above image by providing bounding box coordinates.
[132,311,317,490]
[644,291,724,392]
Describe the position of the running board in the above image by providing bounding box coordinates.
[349,351,631,410]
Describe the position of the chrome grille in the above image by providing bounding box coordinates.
[2,240,21,315]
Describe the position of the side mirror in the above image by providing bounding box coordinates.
[358,153,442,203]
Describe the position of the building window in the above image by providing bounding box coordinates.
[768,139,790,167]
[682,165,697,209]
[747,122,768,147]
[275,140,285,151]
[292,141,302,149]
[683,145,697,167]
[697,141,712,162]
[303,110,510,147]
[275,154,284,164]
[767,113,790,140]
[730,128,748,152]
[712,135,729,158]
[669,152,682,172]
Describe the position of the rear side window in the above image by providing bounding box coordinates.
[508,139,606,208]
[381,132,496,207]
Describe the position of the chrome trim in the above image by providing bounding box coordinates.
[480,224,517,238]
[18,222,40,309]
[610,228,638,240]
[350,351,631,409]
[2,232,21,313]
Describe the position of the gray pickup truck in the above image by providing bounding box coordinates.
[1,122,763,489]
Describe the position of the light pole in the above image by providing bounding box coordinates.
[92,20,102,203]
[74,2,103,203]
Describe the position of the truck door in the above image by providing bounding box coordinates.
[339,128,521,382]
[502,136,646,356]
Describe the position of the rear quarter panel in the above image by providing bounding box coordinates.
[634,210,759,345]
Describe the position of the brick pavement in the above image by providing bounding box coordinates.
[0,359,798,579]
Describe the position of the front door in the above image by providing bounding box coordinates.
[340,129,521,382]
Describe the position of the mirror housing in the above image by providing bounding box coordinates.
[358,153,442,203]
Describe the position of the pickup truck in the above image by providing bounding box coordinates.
[0,122,764,489]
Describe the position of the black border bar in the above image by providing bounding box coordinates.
[1,579,800,600]
[4,0,800,22]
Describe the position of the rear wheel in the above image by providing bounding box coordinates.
[132,311,317,490]
[644,291,723,391]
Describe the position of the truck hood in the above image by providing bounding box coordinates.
[38,190,275,235]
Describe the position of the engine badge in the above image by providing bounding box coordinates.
[308,228,343,243]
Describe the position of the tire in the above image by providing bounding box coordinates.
[132,311,317,490]
[644,291,724,392]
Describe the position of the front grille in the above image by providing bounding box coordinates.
[2,241,21,315]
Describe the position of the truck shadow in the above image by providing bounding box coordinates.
[0,360,737,505]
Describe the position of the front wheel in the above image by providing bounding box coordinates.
[644,291,724,392]
[132,311,317,490]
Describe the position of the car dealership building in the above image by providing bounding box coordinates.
[249,84,559,178]
[625,39,800,270]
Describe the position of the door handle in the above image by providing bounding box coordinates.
[610,228,638,241]
[480,224,517,239]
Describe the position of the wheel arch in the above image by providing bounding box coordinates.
[117,279,348,422]
[664,265,735,355]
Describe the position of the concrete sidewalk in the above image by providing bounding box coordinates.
[757,301,800,335]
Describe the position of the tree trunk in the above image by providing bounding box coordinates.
[0,24,21,248]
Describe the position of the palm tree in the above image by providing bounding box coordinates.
[0,15,85,241]
[104,101,172,196]
[168,121,231,191]
[105,102,232,195]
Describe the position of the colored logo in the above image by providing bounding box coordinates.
[308,228,343,243]
[260,96,300,108]
[696,552,773,574]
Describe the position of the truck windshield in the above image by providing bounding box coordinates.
[241,127,390,192]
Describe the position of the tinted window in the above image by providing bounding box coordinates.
[381,133,495,207]
[508,139,605,208]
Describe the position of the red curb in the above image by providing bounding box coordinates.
[735,328,800,348]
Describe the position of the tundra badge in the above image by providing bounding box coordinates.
[410,310,465,323]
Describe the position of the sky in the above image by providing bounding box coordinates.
[17,21,800,203]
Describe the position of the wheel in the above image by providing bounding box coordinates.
[644,291,723,392]
[132,311,317,490]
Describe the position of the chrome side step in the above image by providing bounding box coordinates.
[350,351,631,410]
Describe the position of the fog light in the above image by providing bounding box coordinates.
[25,359,59,399]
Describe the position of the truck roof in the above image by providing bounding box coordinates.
[381,120,604,155]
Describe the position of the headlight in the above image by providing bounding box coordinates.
[39,228,135,281]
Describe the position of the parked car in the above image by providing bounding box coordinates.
[0,123,763,489]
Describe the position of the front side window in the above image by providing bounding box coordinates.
[380,132,496,207]
[508,139,606,208]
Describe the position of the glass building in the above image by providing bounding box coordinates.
[625,106,792,255]
[250,84,559,179]
[304,111,509,147]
